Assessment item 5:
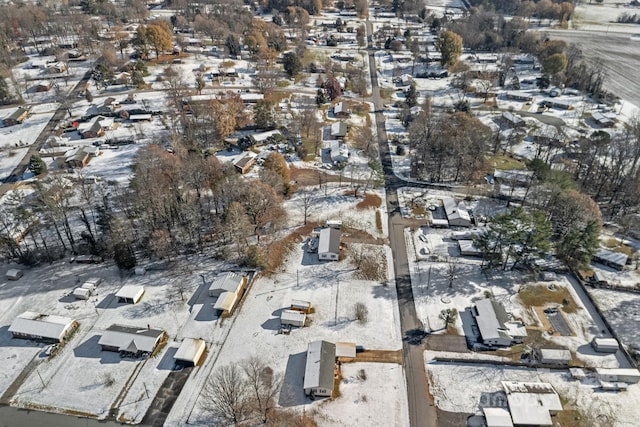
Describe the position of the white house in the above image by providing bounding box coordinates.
[441,197,471,227]
[303,340,336,397]
[280,309,306,328]
[115,285,145,304]
[502,381,562,426]
[98,324,164,356]
[596,368,640,384]
[174,338,206,367]
[9,312,78,343]
[208,272,246,297]
[318,227,341,261]
[473,298,527,347]
[538,348,571,365]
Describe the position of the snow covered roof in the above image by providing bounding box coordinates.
[280,309,305,324]
[539,348,571,362]
[303,340,335,391]
[502,381,562,426]
[9,312,77,341]
[115,285,144,301]
[483,407,513,427]
[209,272,244,295]
[318,227,341,255]
[441,197,471,224]
[249,129,282,143]
[99,325,163,353]
[593,248,628,268]
[474,299,525,342]
[174,338,206,363]
[335,342,356,359]
[330,121,348,137]
[213,291,237,312]
[458,239,482,256]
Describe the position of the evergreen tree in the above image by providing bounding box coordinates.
[28,155,47,176]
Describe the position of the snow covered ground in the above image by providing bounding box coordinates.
[587,287,640,352]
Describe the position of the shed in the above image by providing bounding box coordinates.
[6,269,24,280]
[280,309,306,327]
[318,227,341,261]
[596,368,640,384]
[115,285,145,304]
[9,312,78,343]
[72,287,92,300]
[208,272,246,298]
[592,249,628,270]
[213,291,238,315]
[98,324,164,356]
[174,338,206,367]
[81,277,102,291]
[303,340,336,397]
[483,407,513,427]
[538,348,571,365]
[291,300,312,314]
[591,337,619,353]
[233,152,256,174]
[335,342,356,361]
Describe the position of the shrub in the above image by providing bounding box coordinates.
[354,302,368,324]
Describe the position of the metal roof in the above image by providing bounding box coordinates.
[593,249,628,267]
[483,407,513,427]
[303,340,336,391]
[474,298,508,341]
[441,197,471,224]
[280,310,306,324]
[9,312,76,341]
[318,227,341,255]
[209,272,244,294]
[174,338,206,362]
[213,291,237,312]
[115,285,144,301]
[502,381,562,426]
[98,324,163,353]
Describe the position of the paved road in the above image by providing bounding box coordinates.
[0,406,125,427]
[366,19,438,427]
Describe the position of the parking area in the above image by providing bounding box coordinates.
[544,309,573,336]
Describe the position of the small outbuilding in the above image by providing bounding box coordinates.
[318,227,341,261]
[591,337,619,353]
[291,300,312,314]
[208,272,246,298]
[303,340,336,398]
[592,249,628,271]
[6,269,24,281]
[174,338,206,367]
[280,309,306,327]
[233,152,257,174]
[115,285,145,304]
[9,312,78,343]
[483,407,513,427]
[596,368,640,384]
[213,291,239,315]
[538,348,571,365]
[458,240,482,257]
[335,341,356,361]
[72,287,92,300]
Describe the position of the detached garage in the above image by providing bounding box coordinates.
[116,285,145,304]
[174,338,206,367]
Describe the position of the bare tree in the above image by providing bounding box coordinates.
[201,364,249,425]
[242,357,282,423]
[299,190,316,225]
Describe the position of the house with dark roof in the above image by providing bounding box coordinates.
[303,340,336,397]
[3,107,29,127]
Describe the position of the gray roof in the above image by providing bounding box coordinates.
[209,272,244,294]
[280,309,306,323]
[303,340,336,391]
[474,299,512,341]
[318,227,341,255]
[98,324,164,353]
[174,338,206,362]
[441,197,471,224]
[593,248,628,267]
[502,381,562,426]
[9,312,77,340]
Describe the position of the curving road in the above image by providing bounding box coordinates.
[366,20,438,427]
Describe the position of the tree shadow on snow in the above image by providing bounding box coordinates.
[278,351,308,407]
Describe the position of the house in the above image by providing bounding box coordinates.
[505,91,533,102]
[473,298,527,347]
[330,121,348,139]
[441,197,471,227]
[333,102,350,118]
[532,127,563,147]
[46,62,67,74]
[9,312,78,343]
[538,348,571,365]
[329,141,349,164]
[592,248,628,270]
[174,338,206,367]
[78,116,113,139]
[98,324,164,357]
[280,309,306,327]
[240,93,264,104]
[502,381,562,426]
[291,300,312,314]
[496,112,525,129]
[233,152,257,174]
[4,107,30,127]
[35,81,54,92]
[458,240,482,257]
[318,227,341,261]
[115,285,145,304]
[591,111,615,127]
[591,337,619,353]
[596,368,640,384]
[540,99,574,110]
[64,147,91,169]
[483,407,513,427]
[493,169,534,188]
[208,272,246,297]
[213,291,239,316]
[6,268,24,280]
[303,340,336,397]
[247,129,283,146]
